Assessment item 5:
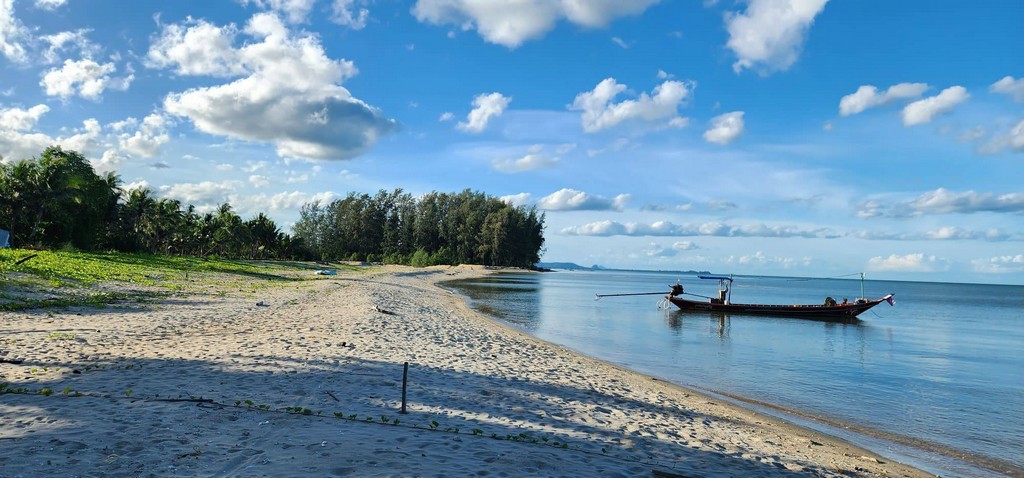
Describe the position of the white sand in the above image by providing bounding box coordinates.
[0,265,933,477]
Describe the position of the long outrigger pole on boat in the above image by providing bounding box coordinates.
[595,284,716,301]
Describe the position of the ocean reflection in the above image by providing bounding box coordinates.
[443,271,1024,475]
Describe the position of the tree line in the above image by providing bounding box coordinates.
[292,189,545,268]
[0,146,546,267]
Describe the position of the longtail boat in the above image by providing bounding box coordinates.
[665,275,894,319]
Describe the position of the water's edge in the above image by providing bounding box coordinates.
[440,277,1020,478]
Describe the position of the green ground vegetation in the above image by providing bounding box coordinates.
[0,249,347,311]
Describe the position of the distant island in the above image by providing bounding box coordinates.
[536,262,709,275]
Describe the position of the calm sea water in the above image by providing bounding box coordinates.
[444,270,1024,477]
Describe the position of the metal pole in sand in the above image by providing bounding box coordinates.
[400,362,409,414]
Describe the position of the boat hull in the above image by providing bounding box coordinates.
[666,295,891,319]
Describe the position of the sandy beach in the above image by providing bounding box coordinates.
[0,265,934,477]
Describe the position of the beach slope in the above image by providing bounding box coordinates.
[0,265,932,477]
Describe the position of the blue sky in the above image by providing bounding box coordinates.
[1,0,1022,284]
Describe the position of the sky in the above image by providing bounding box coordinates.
[1,0,1022,285]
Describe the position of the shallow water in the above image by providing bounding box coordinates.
[444,270,1024,477]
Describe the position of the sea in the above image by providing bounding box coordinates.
[443,270,1024,478]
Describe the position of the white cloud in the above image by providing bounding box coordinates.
[121,180,151,193]
[570,78,693,133]
[858,188,1024,217]
[249,175,270,187]
[229,190,339,216]
[971,254,1024,274]
[922,227,1011,241]
[725,0,828,74]
[492,153,559,173]
[34,0,66,9]
[146,19,246,76]
[977,118,1024,155]
[331,0,370,29]
[537,189,629,211]
[457,92,511,133]
[438,111,454,122]
[1,109,103,165]
[0,104,49,131]
[500,192,532,207]
[646,241,699,257]
[41,58,134,100]
[117,114,170,158]
[0,0,29,62]
[901,86,969,126]
[611,36,629,49]
[240,0,317,23]
[160,180,242,205]
[40,29,97,64]
[158,13,397,161]
[561,220,833,238]
[92,149,126,174]
[641,203,692,212]
[703,111,745,145]
[411,0,660,48]
[990,76,1024,103]
[867,253,947,272]
[838,83,929,116]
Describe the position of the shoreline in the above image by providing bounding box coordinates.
[2,264,939,477]
[442,269,1021,478]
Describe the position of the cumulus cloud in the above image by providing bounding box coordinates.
[456,92,511,133]
[971,254,1024,273]
[978,118,1024,155]
[40,29,97,64]
[34,0,66,9]
[0,104,49,131]
[0,0,29,62]
[922,227,1012,241]
[411,0,660,48]
[561,220,834,238]
[229,190,339,216]
[155,13,397,161]
[40,58,134,100]
[857,188,1024,218]
[116,114,170,158]
[537,189,629,211]
[640,203,692,212]
[331,0,370,29]
[703,111,744,145]
[492,153,559,173]
[838,83,929,116]
[645,241,699,257]
[901,86,969,126]
[438,112,454,122]
[1,106,104,165]
[867,253,947,272]
[160,180,242,205]
[853,227,1016,242]
[990,76,1024,103]
[500,192,532,207]
[570,78,693,133]
[249,175,270,187]
[240,0,317,23]
[146,19,246,76]
[725,0,828,74]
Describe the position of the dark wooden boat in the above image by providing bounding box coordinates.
[666,275,894,319]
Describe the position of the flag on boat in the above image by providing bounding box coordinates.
[885,295,895,306]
